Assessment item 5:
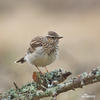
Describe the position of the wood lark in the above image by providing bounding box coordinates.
[15,31,63,73]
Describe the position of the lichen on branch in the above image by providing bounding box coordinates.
[0,67,100,100]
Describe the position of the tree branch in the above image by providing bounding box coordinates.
[0,67,100,100]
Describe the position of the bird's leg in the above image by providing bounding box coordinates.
[45,66,48,73]
[35,66,42,74]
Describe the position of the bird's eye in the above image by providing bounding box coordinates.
[51,37,55,39]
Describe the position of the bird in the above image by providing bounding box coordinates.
[15,31,63,73]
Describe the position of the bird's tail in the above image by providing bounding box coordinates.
[15,57,26,63]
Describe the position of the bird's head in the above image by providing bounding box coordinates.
[46,31,63,44]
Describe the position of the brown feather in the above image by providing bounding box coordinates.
[27,36,43,54]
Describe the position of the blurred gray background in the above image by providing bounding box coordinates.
[0,0,100,100]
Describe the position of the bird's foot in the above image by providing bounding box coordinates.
[35,66,43,74]
[45,66,48,73]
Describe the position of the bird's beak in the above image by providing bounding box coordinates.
[58,36,63,39]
